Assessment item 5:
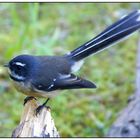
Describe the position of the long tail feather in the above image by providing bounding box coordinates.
[68,10,140,61]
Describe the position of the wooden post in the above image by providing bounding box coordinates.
[11,98,60,138]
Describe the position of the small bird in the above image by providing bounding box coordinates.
[4,10,140,112]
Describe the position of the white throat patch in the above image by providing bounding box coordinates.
[11,71,25,80]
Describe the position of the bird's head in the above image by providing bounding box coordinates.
[5,55,37,82]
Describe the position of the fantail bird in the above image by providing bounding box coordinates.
[4,10,140,111]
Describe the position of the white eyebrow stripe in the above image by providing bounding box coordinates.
[15,62,26,67]
[85,11,139,47]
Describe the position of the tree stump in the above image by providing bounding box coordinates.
[11,98,60,137]
[107,34,140,137]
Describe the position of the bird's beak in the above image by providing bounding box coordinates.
[4,63,9,67]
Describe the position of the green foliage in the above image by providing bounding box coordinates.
[0,3,139,137]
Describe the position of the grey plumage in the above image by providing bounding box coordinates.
[5,10,140,98]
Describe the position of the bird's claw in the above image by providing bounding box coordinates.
[23,96,36,105]
[35,105,50,116]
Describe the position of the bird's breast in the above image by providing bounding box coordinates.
[12,81,58,98]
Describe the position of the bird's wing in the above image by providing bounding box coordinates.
[49,74,96,91]
[32,73,96,93]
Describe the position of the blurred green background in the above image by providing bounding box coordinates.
[0,3,139,137]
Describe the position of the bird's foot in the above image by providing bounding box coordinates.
[23,96,37,105]
[35,98,50,116]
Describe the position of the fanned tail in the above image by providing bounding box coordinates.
[67,10,140,61]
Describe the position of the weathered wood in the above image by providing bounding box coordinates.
[11,98,60,138]
[107,97,140,137]
[107,34,140,137]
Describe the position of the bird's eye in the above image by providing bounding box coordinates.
[9,61,27,80]
[15,65,22,71]
[12,64,24,72]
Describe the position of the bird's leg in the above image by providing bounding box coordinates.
[35,98,50,116]
[23,96,37,105]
